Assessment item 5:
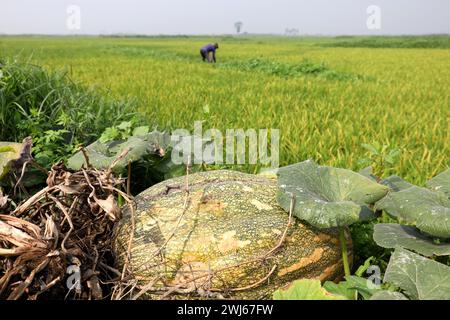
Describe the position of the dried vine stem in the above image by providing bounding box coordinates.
[0,143,133,300]
[149,155,192,260]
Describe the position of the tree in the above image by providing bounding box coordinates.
[234,22,243,34]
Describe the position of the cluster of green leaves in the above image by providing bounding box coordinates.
[0,59,137,168]
[275,160,450,300]
[322,35,450,49]
[371,169,450,297]
[349,220,392,268]
[68,124,207,194]
[375,169,449,240]
[99,121,152,144]
[274,267,399,301]
[68,127,169,172]
[358,142,401,178]
[219,58,368,81]
[352,143,402,264]
[331,246,449,300]
[274,248,450,300]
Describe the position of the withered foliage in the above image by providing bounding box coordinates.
[0,147,134,300]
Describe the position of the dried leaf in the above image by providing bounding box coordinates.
[0,190,8,211]
[94,195,120,221]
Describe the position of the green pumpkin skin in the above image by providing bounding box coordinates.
[114,170,349,299]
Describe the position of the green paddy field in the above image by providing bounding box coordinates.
[1,35,448,183]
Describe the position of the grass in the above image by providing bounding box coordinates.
[0,58,137,166]
[218,58,369,81]
[321,35,450,49]
[0,35,449,184]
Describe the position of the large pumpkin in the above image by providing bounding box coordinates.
[114,170,350,299]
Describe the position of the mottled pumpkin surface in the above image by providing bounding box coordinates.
[114,170,350,299]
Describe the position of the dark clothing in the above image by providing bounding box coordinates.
[200,49,209,62]
[200,44,217,63]
[201,44,217,53]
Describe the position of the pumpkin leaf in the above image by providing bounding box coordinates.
[277,160,389,228]
[359,166,376,180]
[0,142,23,181]
[341,275,382,300]
[273,279,345,300]
[323,280,355,300]
[347,276,379,300]
[374,223,450,257]
[383,247,450,300]
[375,186,450,238]
[93,194,120,222]
[382,175,414,192]
[427,168,450,199]
[68,131,170,175]
[370,290,408,300]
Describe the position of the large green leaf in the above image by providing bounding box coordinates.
[427,168,450,199]
[277,160,389,228]
[68,131,170,175]
[324,276,382,300]
[343,276,382,300]
[382,175,414,192]
[323,280,355,300]
[384,247,450,300]
[375,186,450,238]
[374,223,450,257]
[370,290,408,300]
[273,279,345,300]
[0,142,22,181]
[358,166,377,181]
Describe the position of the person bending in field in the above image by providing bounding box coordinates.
[200,43,219,63]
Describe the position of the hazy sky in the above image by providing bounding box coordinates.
[1,0,449,35]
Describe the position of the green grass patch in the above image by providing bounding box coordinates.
[322,35,450,49]
[219,58,370,81]
[0,58,137,167]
